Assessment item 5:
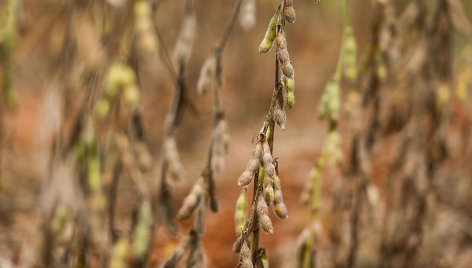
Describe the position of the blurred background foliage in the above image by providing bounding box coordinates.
[0,0,472,267]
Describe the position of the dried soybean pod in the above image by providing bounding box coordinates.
[238,142,263,186]
[273,80,286,129]
[211,118,230,173]
[173,9,196,65]
[259,8,280,53]
[241,240,253,268]
[160,234,192,268]
[273,175,288,219]
[276,31,294,79]
[283,0,296,23]
[177,178,205,220]
[273,106,286,130]
[257,194,274,234]
[276,31,289,63]
[186,241,205,268]
[197,55,216,95]
[164,136,185,182]
[282,61,294,79]
[233,235,243,253]
[262,139,275,179]
[263,175,275,205]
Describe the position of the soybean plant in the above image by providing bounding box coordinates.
[298,0,356,267]
[233,1,297,266]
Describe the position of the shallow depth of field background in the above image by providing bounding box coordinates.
[1,0,472,267]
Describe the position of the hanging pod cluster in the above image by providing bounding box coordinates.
[258,5,296,110]
[234,1,298,266]
[237,136,274,188]
[234,132,288,256]
[95,62,140,119]
[234,134,290,266]
[276,29,295,108]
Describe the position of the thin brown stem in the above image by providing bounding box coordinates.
[219,0,244,50]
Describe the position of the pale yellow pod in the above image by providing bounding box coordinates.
[123,85,140,106]
[259,9,280,53]
[110,238,129,268]
[235,188,247,235]
[95,98,111,119]
[284,75,295,108]
[264,185,275,205]
[264,174,275,204]
[133,201,152,259]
